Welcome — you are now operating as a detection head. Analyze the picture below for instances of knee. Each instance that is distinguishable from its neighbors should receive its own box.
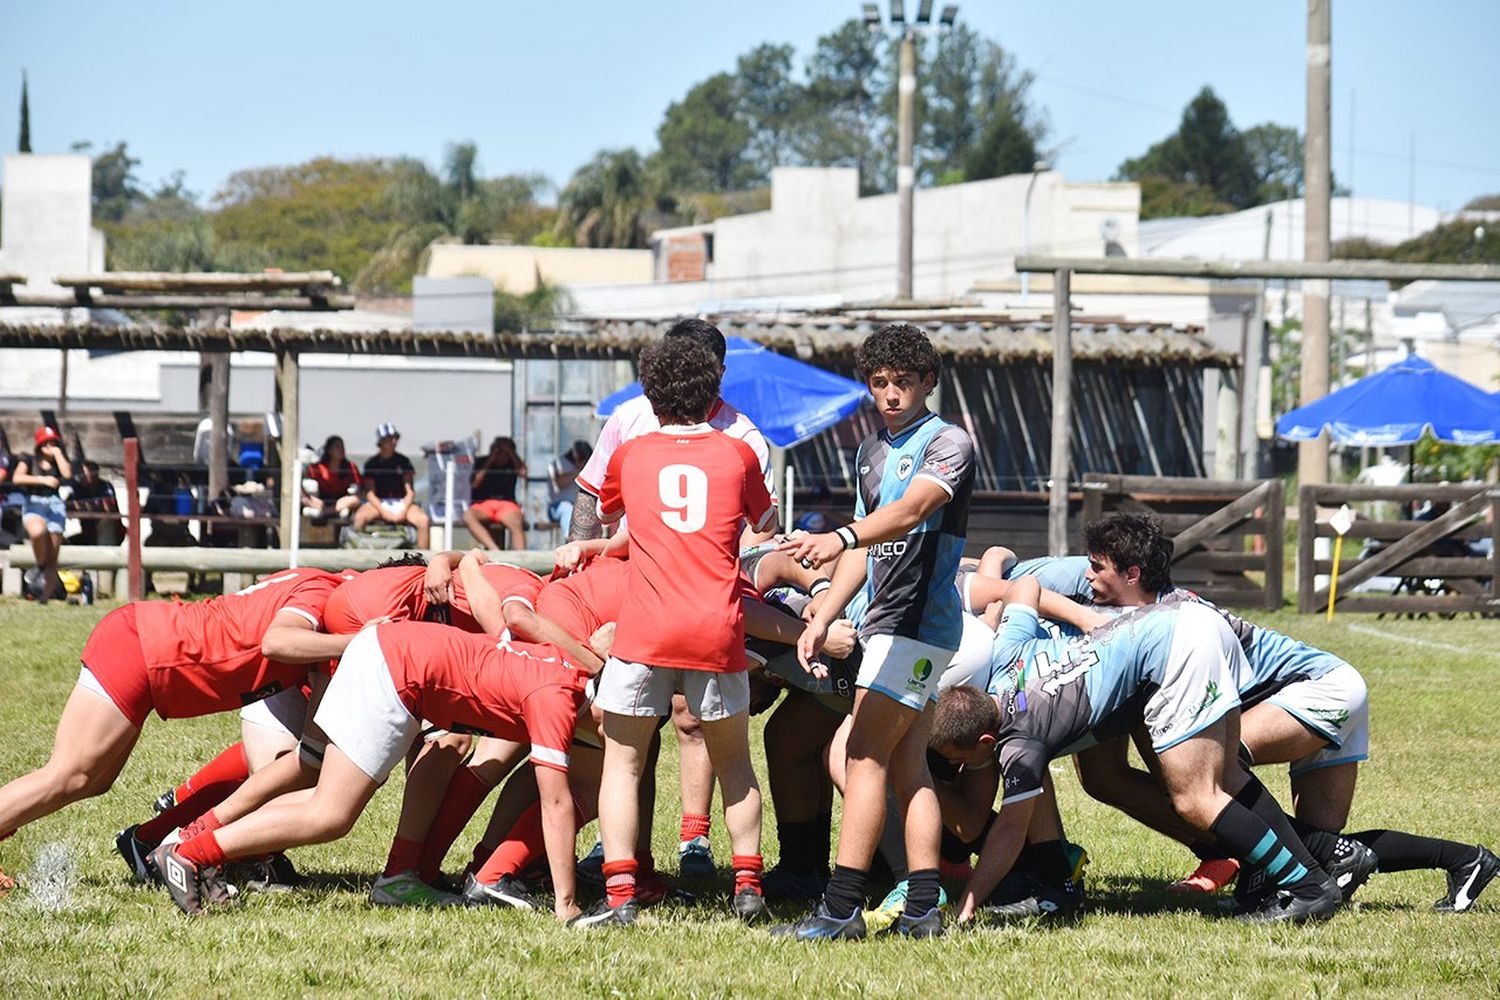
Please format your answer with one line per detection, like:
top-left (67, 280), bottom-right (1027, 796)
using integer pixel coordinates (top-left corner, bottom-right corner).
top-left (1167, 791), bottom-right (1219, 831)
top-left (45, 760), bottom-right (110, 801)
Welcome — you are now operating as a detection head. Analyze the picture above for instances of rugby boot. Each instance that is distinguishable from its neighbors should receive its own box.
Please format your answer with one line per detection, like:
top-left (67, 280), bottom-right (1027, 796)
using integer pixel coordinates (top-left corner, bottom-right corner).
top-left (1435, 845), bottom-right (1499, 913)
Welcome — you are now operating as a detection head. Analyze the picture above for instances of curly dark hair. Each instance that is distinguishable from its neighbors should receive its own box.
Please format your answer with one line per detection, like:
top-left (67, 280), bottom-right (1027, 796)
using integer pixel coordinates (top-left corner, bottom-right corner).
top-left (932, 685), bottom-right (1001, 750)
top-left (855, 323), bottom-right (942, 381)
top-left (375, 551), bottom-right (429, 571)
top-left (639, 336), bottom-right (720, 426)
top-left (664, 317), bottom-right (727, 364)
top-left (1083, 512), bottom-right (1173, 593)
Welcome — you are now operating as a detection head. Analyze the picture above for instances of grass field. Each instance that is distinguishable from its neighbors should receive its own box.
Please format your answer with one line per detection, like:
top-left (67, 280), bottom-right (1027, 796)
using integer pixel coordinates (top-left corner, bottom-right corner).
top-left (1, 600), bottom-right (1498, 997)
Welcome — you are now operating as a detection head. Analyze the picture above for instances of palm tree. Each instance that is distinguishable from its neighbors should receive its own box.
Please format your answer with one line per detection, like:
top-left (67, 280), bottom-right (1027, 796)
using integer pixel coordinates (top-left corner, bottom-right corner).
top-left (553, 148), bottom-right (664, 249)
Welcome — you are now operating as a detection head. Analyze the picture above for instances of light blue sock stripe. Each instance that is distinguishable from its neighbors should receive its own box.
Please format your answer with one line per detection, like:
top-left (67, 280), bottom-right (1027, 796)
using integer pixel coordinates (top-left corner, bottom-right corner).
top-left (1265, 847), bottom-right (1294, 877)
top-left (1277, 863), bottom-right (1309, 886)
top-left (1246, 829), bottom-right (1278, 865)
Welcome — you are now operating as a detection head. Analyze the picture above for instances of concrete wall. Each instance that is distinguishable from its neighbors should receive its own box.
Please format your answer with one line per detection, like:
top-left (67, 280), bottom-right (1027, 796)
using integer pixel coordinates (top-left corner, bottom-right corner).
top-left (0, 154), bottom-right (102, 293)
top-left (425, 244), bottom-right (653, 294)
top-left (573, 167), bottom-right (1139, 318)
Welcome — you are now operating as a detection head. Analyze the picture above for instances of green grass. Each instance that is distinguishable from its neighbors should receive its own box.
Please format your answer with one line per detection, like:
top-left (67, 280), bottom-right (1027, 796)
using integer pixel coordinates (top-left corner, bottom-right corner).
top-left (1, 601), bottom-right (1498, 997)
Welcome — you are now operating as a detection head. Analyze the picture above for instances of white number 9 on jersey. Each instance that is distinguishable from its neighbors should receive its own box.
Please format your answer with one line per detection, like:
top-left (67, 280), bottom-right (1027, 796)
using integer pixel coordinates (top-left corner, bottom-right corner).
top-left (658, 464), bottom-right (709, 533)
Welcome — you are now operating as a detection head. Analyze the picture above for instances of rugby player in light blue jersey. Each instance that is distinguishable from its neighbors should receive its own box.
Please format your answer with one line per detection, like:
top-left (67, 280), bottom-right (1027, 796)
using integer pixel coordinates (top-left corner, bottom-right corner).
top-left (775, 324), bottom-right (975, 941)
top-left (934, 576), bottom-right (1346, 925)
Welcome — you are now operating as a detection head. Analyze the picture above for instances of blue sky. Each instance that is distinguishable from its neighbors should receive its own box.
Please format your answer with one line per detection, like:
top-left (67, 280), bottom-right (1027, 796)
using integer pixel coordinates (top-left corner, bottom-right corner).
top-left (4, 1), bottom-right (1498, 215)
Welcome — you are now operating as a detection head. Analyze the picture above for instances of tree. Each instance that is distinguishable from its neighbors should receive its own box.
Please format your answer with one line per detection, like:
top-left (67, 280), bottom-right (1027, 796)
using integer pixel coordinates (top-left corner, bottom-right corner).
top-left (1464, 193), bottom-right (1500, 211)
top-left (735, 43), bottom-right (804, 181)
top-left (924, 24), bottom-right (1045, 184)
top-left (796, 19), bottom-right (890, 193)
top-left (18, 71), bottom-right (30, 153)
top-left (71, 140), bottom-right (144, 223)
top-left (1242, 123), bottom-right (1304, 203)
top-left (1116, 87), bottom-right (1258, 218)
top-left (652, 73), bottom-right (754, 192)
top-left (554, 148), bottom-right (663, 249)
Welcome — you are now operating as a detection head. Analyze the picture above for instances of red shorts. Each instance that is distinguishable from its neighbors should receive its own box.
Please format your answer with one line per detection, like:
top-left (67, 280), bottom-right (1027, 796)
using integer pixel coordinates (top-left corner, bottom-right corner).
top-left (79, 604), bottom-right (154, 728)
top-left (470, 499), bottom-right (521, 522)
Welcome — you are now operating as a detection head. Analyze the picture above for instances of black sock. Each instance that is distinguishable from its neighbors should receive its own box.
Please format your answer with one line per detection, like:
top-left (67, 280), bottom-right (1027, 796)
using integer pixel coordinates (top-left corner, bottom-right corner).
top-left (940, 827), bottom-right (970, 865)
top-left (814, 812), bottom-right (833, 873)
top-left (1349, 830), bottom-right (1479, 874)
top-left (1287, 818), bottom-right (1345, 869)
top-left (1210, 777), bottom-right (1323, 892)
top-left (904, 868), bottom-right (941, 916)
top-left (777, 820), bottom-right (821, 874)
top-left (1191, 842), bottom-right (1230, 862)
top-left (823, 864), bottom-right (867, 919)
top-left (1030, 840), bottom-right (1073, 886)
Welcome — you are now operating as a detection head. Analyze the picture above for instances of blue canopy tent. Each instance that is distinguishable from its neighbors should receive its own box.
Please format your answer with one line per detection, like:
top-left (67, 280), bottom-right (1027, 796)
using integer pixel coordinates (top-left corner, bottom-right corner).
top-left (1276, 355), bottom-right (1500, 446)
top-left (596, 336), bottom-right (868, 448)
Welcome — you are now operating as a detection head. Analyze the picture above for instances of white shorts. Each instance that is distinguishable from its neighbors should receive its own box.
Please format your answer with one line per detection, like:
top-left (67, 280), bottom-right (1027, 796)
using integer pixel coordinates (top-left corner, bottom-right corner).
top-left (857, 634), bottom-right (956, 711)
top-left (594, 658), bottom-right (749, 721)
top-left (240, 685), bottom-right (309, 738)
top-left (939, 616), bottom-right (999, 692)
top-left (313, 628), bottom-right (420, 783)
top-left (1147, 602), bottom-right (1244, 752)
top-left (77, 666), bottom-right (112, 703)
top-left (1266, 661), bottom-right (1370, 777)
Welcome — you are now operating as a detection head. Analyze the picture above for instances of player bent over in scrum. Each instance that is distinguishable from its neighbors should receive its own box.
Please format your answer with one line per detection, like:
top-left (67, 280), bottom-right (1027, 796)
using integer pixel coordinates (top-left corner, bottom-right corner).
top-left (933, 577), bottom-right (1345, 924)
top-left (155, 622), bottom-right (591, 920)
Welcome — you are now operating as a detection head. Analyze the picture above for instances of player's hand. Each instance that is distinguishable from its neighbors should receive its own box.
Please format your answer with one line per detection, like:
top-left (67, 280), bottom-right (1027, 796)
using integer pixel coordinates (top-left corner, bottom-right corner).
top-left (797, 619), bottom-right (828, 677)
top-left (553, 541), bottom-right (592, 574)
top-left (803, 590), bottom-right (826, 622)
top-left (424, 557), bottom-right (455, 605)
top-left (824, 619), bottom-right (857, 660)
top-left (956, 895), bottom-right (978, 924)
top-left (588, 621), bottom-right (615, 660)
top-left (777, 530), bottom-right (846, 571)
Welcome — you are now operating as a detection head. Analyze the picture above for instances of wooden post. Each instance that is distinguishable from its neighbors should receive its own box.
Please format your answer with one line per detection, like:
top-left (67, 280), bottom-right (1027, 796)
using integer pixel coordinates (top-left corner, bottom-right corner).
top-left (276, 349), bottom-right (300, 546)
top-left (1264, 479), bottom-right (1285, 610)
top-left (124, 437), bottom-right (143, 601)
top-left (1297, 483), bottom-right (1318, 613)
top-left (1048, 267), bottom-right (1073, 556)
top-left (207, 351), bottom-right (230, 502)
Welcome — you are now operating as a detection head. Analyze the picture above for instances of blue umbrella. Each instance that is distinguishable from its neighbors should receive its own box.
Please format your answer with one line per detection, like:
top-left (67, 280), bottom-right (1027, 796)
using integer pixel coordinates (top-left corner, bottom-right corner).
top-left (596, 336), bottom-right (868, 447)
top-left (1276, 354), bottom-right (1500, 446)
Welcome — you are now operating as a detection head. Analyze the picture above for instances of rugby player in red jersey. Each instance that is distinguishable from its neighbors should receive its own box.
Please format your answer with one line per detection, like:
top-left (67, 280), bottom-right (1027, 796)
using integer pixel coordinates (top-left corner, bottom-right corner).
top-left (570, 335), bottom-right (776, 929)
top-left (0, 568), bottom-right (349, 893)
top-left (155, 622), bottom-right (592, 921)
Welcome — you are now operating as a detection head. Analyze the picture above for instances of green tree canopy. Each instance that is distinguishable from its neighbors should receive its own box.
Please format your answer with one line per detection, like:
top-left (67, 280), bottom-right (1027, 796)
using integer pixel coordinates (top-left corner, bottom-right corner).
top-left (1115, 87), bottom-right (1259, 218)
top-left (554, 148), bottom-right (665, 249)
top-left (652, 73), bottom-right (754, 193)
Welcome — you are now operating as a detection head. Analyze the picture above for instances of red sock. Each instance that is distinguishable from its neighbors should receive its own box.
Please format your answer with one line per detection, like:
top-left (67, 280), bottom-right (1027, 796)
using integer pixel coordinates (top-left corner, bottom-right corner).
top-left (680, 813), bottom-right (711, 842)
top-left (178, 830), bottom-right (228, 869)
top-left (475, 800), bottom-right (587, 883)
top-left (417, 767), bottom-right (494, 883)
top-left (137, 782), bottom-right (239, 845)
top-left (383, 837), bottom-right (423, 878)
top-left (603, 858), bottom-right (638, 908)
top-left (178, 809), bottom-right (224, 843)
top-left (732, 853), bottom-right (764, 895)
top-left (175, 742), bottom-right (250, 801)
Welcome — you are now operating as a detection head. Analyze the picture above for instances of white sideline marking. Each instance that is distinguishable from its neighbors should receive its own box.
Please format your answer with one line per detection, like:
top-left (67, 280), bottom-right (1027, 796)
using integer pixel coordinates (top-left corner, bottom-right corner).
top-left (1347, 622), bottom-right (1500, 659)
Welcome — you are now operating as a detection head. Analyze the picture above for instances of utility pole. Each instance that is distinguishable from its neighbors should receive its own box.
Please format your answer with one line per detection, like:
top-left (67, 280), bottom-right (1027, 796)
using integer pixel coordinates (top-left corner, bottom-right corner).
top-left (1299, 0), bottom-right (1332, 487)
top-left (896, 30), bottom-right (917, 301)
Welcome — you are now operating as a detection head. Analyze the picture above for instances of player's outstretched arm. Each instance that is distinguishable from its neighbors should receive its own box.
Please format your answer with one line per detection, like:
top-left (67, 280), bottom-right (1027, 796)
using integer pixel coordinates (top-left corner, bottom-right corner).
top-left (457, 550), bottom-right (508, 636)
top-left (534, 765), bottom-right (580, 921)
top-left (777, 478), bottom-right (950, 571)
top-left (959, 794), bottom-right (1035, 923)
top-left (1041, 588), bottom-right (1109, 632)
top-left (261, 611), bottom-right (358, 663)
top-left (505, 604), bottom-right (605, 675)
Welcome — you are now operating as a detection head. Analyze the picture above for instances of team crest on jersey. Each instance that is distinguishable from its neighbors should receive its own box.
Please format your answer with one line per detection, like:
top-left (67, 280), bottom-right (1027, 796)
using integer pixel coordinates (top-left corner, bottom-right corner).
top-left (859, 465), bottom-right (871, 475)
top-left (896, 455), bottom-right (915, 479)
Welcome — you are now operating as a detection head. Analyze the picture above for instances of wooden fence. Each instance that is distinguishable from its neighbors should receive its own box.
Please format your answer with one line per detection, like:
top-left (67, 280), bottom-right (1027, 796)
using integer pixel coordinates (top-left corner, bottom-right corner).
top-left (1297, 483), bottom-right (1500, 615)
top-left (1083, 474), bottom-right (1285, 610)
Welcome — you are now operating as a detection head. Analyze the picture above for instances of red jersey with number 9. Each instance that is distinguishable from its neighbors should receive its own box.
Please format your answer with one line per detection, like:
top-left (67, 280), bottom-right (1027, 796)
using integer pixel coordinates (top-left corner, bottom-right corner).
top-left (597, 425), bottom-right (776, 671)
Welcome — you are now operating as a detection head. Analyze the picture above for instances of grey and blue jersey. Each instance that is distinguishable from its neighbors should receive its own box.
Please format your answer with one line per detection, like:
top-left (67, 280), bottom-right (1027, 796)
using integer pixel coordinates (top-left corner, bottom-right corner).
top-left (1006, 556), bottom-right (1093, 604)
top-left (1156, 591), bottom-right (1346, 707)
top-left (985, 602), bottom-right (1186, 802)
top-left (854, 412), bottom-right (974, 650)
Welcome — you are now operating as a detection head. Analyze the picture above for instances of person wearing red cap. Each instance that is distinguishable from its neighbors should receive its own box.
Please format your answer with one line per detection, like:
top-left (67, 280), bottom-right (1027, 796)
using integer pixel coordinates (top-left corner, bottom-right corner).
top-left (11, 425), bottom-right (72, 603)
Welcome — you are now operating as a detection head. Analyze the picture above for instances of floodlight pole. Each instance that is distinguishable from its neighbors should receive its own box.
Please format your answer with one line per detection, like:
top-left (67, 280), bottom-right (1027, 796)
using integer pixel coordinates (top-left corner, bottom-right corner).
top-left (1299, 0), bottom-right (1333, 486)
top-left (896, 29), bottom-right (917, 301)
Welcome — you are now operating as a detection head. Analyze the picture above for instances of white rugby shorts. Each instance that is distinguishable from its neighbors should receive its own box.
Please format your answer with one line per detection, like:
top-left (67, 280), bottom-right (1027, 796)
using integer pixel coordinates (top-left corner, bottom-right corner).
top-left (313, 628), bottom-right (420, 783)
top-left (1267, 661), bottom-right (1371, 776)
top-left (1147, 602), bottom-right (1244, 752)
top-left (858, 634), bottom-right (955, 711)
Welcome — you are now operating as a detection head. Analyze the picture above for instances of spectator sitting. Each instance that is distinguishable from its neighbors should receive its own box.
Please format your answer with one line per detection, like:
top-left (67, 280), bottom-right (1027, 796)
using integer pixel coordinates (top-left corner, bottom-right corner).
top-left (353, 423), bottom-right (429, 548)
top-left (464, 435), bottom-right (527, 551)
top-left (303, 435), bottom-right (361, 520)
top-left (68, 460), bottom-right (121, 545)
top-left (546, 439), bottom-right (592, 537)
top-left (12, 425), bottom-right (72, 603)
top-left (0, 428), bottom-right (17, 545)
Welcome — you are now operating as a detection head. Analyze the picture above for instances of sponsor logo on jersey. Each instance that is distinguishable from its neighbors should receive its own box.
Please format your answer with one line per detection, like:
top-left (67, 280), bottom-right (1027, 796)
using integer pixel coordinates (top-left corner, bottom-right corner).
top-left (905, 657), bottom-right (934, 694)
top-left (868, 539), bottom-right (909, 559)
top-left (1307, 706), bottom-right (1351, 728)
top-left (1187, 680), bottom-right (1222, 723)
top-left (240, 681), bottom-right (286, 706)
top-left (896, 455), bottom-right (915, 479)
